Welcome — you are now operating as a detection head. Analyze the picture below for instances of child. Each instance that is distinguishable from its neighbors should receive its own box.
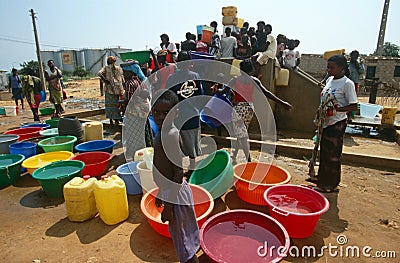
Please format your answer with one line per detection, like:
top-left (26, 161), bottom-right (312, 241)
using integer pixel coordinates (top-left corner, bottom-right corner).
top-left (282, 39), bottom-right (300, 70)
top-left (151, 89), bottom-right (199, 263)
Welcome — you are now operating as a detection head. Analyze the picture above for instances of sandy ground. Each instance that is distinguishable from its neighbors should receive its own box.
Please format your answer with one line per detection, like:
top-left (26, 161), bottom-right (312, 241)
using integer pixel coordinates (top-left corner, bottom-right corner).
top-left (0, 79), bottom-right (399, 263)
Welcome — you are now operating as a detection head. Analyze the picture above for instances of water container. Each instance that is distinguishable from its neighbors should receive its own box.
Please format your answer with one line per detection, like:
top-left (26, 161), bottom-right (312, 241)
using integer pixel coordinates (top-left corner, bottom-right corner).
top-left (201, 26), bottom-right (214, 44)
top-left (323, 49), bottom-right (345, 60)
top-left (136, 161), bottom-right (157, 194)
top-left (134, 147), bottom-right (154, 162)
top-left (222, 6), bottom-right (237, 16)
top-left (94, 175), bottom-right (129, 225)
top-left (222, 16), bottom-right (238, 26)
top-left (381, 107), bottom-right (397, 124)
top-left (82, 121), bottom-right (104, 142)
top-left (58, 116), bottom-right (84, 144)
top-left (237, 18), bottom-right (244, 28)
top-left (196, 25), bottom-right (205, 36)
top-left (4, 106), bottom-right (17, 116)
top-left (63, 176), bottom-right (97, 222)
top-left (276, 68), bottom-right (290, 86)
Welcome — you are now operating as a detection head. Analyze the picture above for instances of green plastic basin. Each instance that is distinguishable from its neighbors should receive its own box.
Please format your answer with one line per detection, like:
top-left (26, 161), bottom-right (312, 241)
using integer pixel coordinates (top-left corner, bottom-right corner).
top-left (119, 50), bottom-right (151, 64)
top-left (188, 150), bottom-right (234, 199)
top-left (38, 136), bottom-right (77, 153)
top-left (32, 160), bottom-right (85, 198)
top-left (45, 118), bottom-right (59, 128)
top-left (0, 154), bottom-right (25, 188)
top-left (39, 108), bottom-right (55, 115)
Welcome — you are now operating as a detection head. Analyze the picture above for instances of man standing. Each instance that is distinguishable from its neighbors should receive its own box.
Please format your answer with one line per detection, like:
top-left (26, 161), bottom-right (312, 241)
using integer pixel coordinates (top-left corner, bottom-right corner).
top-left (8, 68), bottom-right (24, 109)
top-left (220, 27), bottom-right (237, 58)
top-left (348, 50), bottom-right (364, 94)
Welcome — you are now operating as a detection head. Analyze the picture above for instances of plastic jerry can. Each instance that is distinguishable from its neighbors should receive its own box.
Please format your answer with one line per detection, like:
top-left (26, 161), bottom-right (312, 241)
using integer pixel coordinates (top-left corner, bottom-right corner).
top-left (82, 121), bottom-right (104, 142)
top-left (134, 147), bottom-right (154, 162)
top-left (94, 175), bottom-right (129, 225)
top-left (63, 176), bottom-right (97, 222)
top-left (276, 68), bottom-right (290, 86)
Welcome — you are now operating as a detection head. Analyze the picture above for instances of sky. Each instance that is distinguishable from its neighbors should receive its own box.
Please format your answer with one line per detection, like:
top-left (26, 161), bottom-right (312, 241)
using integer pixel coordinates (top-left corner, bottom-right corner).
top-left (0, 0), bottom-right (399, 72)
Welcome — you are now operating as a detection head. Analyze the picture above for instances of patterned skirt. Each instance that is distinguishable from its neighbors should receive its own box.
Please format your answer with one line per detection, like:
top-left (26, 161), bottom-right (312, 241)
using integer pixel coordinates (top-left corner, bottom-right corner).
top-left (231, 102), bottom-right (254, 138)
top-left (105, 92), bottom-right (121, 120)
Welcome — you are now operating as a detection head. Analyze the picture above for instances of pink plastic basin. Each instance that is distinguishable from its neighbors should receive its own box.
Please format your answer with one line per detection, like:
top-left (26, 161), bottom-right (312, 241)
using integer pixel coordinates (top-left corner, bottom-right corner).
top-left (200, 209), bottom-right (290, 263)
top-left (264, 184), bottom-right (330, 238)
top-left (140, 184), bottom-right (214, 238)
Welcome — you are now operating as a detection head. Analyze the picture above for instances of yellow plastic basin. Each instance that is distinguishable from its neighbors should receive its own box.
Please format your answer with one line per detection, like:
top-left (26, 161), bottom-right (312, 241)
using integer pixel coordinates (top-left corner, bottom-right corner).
top-left (22, 151), bottom-right (75, 175)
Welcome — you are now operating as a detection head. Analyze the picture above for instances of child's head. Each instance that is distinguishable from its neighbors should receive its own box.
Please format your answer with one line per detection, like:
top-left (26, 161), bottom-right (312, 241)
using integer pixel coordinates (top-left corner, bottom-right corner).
top-left (265, 24), bottom-right (272, 34)
top-left (327, 55), bottom-right (348, 78)
top-left (151, 89), bottom-right (179, 129)
top-left (287, 39), bottom-right (296, 50)
top-left (276, 34), bottom-right (287, 45)
top-left (350, 50), bottom-right (359, 61)
top-left (185, 32), bottom-right (192, 40)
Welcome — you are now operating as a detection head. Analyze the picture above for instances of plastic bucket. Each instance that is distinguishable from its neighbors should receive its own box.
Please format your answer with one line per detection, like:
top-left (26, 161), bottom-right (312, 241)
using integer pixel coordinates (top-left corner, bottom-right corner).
top-left (58, 116), bottom-right (84, 143)
top-left (0, 154), bottom-right (25, 187)
top-left (9, 142), bottom-right (37, 159)
top-left (188, 150), bottom-right (234, 199)
top-left (200, 209), bottom-right (290, 263)
top-left (4, 106), bottom-right (17, 116)
top-left (359, 102), bottom-right (382, 118)
top-left (0, 107), bottom-right (6, 115)
top-left (32, 160), bottom-right (85, 198)
top-left (203, 94), bottom-right (232, 126)
top-left (234, 162), bottom-right (291, 205)
top-left (136, 161), bottom-right (157, 194)
top-left (38, 136), bottom-right (77, 153)
top-left (141, 184), bottom-right (214, 238)
top-left (4, 127), bottom-right (43, 141)
top-left (201, 26), bottom-right (214, 44)
top-left (0, 135), bottom-right (19, 154)
top-left (381, 107), bottom-right (397, 124)
top-left (196, 25), bottom-right (204, 35)
top-left (264, 184), bottom-right (330, 238)
top-left (45, 118), bottom-right (59, 129)
top-left (70, 151), bottom-right (112, 178)
top-left (116, 161), bottom-right (142, 195)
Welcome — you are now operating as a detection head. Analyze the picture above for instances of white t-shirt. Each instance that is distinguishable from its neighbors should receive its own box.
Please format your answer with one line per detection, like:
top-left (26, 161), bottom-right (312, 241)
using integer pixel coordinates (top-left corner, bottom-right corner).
top-left (161, 42), bottom-right (177, 60)
top-left (283, 49), bottom-right (300, 68)
top-left (220, 36), bottom-right (237, 58)
top-left (321, 76), bottom-right (358, 127)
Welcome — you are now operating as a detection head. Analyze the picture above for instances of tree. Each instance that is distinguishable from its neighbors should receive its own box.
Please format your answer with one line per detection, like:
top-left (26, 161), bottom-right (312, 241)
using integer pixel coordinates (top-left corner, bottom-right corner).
top-left (382, 42), bottom-right (400, 57)
top-left (73, 66), bottom-right (89, 77)
top-left (19, 60), bottom-right (41, 77)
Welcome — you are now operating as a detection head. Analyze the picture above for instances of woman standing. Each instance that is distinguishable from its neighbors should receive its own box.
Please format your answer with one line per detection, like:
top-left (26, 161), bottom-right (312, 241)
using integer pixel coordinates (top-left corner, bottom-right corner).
top-left (311, 55), bottom-right (358, 193)
top-left (98, 56), bottom-right (125, 125)
top-left (219, 59), bottom-right (293, 164)
top-left (44, 60), bottom-right (63, 117)
top-left (21, 75), bottom-right (43, 121)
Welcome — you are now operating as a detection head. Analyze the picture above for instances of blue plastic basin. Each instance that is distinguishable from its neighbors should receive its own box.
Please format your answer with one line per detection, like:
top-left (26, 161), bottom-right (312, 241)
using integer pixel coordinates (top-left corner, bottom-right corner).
top-left (116, 161), bottom-right (142, 195)
top-left (21, 123), bottom-right (51, 129)
top-left (75, 140), bottom-right (116, 154)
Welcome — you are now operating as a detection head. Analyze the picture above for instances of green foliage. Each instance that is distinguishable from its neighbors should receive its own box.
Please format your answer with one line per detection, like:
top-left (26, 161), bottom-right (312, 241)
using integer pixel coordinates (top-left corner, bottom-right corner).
top-left (73, 66), bottom-right (89, 77)
top-left (19, 60), bottom-right (41, 77)
top-left (382, 42), bottom-right (400, 57)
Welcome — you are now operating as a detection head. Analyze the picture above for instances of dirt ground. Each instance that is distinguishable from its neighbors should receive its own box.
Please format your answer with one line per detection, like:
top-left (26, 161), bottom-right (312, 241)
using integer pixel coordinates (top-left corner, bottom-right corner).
top-left (0, 79), bottom-right (399, 263)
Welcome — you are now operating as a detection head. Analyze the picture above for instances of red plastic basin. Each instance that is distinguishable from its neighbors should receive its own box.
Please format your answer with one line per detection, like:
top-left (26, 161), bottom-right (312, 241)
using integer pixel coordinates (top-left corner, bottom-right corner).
top-left (140, 184), bottom-right (214, 238)
top-left (264, 184), bottom-right (330, 238)
top-left (200, 209), bottom-right (290, 263)
top-left (234, 162), bottom-right (291, 205)
top-left (70, 151), bottom-right (112, 178)
top-left (4, 127), bottom-right (43, 141)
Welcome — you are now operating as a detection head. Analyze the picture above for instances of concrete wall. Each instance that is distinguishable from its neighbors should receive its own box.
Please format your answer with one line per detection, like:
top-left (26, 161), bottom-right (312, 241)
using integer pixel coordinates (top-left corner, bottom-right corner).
top-left (301, 54), bottom-right (400, 84)
top-left (275, 69), bottom-right (321, 133)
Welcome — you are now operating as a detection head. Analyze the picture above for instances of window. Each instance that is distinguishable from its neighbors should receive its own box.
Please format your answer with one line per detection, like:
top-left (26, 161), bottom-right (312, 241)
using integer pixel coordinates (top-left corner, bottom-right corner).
top-left (366, 66), bottom-right (376, 79)
top-left (394, 66), bottom-right (400, 77)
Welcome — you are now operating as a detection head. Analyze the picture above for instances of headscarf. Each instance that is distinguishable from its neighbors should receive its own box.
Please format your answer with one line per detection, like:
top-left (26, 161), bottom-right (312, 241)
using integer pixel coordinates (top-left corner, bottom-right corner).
top-left (121, 60), bottom-right (146, 81)
top-left (107, 56), bottom-right (117, 65)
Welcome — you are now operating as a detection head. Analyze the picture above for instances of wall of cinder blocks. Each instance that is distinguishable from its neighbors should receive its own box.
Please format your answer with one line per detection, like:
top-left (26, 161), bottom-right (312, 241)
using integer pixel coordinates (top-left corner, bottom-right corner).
top-left (300, 54), bottom-right (400, 84)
